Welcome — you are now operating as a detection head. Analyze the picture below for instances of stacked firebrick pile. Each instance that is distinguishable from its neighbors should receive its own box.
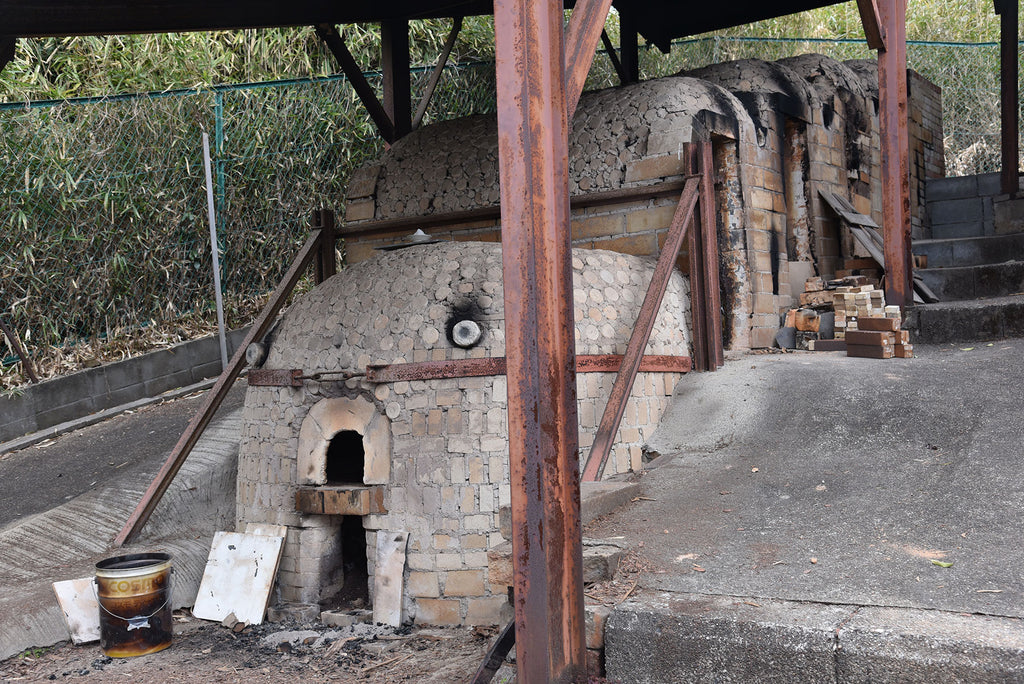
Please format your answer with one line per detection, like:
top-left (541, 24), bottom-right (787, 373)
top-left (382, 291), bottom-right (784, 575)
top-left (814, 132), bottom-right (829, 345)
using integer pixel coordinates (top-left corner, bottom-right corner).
top-left (782, 275), bottom-right (913, 359)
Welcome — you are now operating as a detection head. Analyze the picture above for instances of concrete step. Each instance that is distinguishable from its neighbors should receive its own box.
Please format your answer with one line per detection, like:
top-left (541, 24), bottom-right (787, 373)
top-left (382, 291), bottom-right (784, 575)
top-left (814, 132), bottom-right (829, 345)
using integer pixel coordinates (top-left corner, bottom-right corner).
top-left (930, 220), bottom-right (989, 240)
top-left (925, 172), bottom-right (1003, 203)
top-left (904, 293), bottom-right (1024, 344)
top-left (604, 591), bottom-right (1024, 683)
top-left (913, 232), bottom-right (1024, 268)
top-left (915, 260), bottom-right (1024, 300)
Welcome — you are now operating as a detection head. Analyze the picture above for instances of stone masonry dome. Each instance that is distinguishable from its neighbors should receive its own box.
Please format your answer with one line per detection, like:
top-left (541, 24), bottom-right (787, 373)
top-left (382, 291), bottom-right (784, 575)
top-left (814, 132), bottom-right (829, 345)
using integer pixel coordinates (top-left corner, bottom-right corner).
top-left (372, 77), bottom-right (756, 218)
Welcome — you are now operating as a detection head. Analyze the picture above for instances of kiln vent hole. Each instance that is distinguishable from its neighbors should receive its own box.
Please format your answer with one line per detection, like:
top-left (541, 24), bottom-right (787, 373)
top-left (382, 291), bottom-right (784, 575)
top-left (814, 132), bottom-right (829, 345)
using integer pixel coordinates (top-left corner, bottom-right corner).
top-left (325, 430), bottom-right (364, 484)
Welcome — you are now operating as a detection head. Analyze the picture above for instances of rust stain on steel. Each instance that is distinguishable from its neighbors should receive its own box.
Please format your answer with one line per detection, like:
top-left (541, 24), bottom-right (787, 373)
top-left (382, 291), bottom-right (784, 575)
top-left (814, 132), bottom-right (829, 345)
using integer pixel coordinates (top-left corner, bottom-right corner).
top-left (697, 142), bottom-right (724, 368)
top-left (856, 0), bottom-right (887, 50)
top-left (564, 0), bottom-right (614, 118)
top-left (367, 357), bottom-right (507, 383)
top-left (364, 355), bottom-right (690, 383)
top-left (247, 368), bottom-right (303, 387)
top-left (115, 230), bottom-right (324, 546)
top-left (877, 0), bottom-right (912, 308)
top-left (494, 0), bottom-right (585, 680)
top-left (582, 176), bottom-right (701, 483)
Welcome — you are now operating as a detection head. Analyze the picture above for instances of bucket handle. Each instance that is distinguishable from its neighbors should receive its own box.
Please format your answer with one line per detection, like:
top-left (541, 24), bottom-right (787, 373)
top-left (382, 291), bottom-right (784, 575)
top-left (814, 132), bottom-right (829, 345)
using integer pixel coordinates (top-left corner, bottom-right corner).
top-left (93, 570), bottom-right (173, 631)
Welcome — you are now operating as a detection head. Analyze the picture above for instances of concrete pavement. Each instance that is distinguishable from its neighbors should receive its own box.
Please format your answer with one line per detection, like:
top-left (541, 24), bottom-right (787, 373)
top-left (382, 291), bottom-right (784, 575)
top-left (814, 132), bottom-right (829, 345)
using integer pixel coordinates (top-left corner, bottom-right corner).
top-left (597, 339), bottom-right (1024, 682)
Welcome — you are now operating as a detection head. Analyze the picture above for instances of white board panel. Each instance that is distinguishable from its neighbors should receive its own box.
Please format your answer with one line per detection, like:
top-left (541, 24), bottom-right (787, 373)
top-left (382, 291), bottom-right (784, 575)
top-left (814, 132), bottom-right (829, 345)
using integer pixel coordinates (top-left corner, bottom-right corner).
top-left (52, 577), bottom-right (100, 644)
top-left (192, 531), bottom-right (284, 625)
top-left (373, 530), bottom-right (408, 627)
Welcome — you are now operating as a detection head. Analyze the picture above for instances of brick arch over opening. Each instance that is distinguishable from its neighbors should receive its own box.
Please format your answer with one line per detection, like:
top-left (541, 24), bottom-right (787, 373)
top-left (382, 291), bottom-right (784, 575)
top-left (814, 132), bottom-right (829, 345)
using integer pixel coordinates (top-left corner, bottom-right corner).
top-left (296, 396), bottom-right (391, 486)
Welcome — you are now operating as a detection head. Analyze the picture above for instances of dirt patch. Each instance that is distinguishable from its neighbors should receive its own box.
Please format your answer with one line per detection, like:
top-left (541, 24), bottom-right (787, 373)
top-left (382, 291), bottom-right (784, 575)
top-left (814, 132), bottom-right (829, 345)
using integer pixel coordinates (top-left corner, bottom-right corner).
top-left (0, 612), bottom-right (511, 683)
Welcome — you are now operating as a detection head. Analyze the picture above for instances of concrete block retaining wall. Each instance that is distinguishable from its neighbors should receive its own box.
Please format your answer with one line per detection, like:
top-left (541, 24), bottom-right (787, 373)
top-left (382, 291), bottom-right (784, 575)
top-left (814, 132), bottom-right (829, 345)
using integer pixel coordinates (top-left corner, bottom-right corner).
top-left (0, 328), bottom-right (248, 445)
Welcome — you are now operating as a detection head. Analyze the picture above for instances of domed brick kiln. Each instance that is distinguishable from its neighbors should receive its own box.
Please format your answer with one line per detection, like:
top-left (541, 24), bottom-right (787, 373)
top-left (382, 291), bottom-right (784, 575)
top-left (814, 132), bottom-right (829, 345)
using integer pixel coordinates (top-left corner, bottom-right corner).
top-left (236, 240), bottom-right (690, 625)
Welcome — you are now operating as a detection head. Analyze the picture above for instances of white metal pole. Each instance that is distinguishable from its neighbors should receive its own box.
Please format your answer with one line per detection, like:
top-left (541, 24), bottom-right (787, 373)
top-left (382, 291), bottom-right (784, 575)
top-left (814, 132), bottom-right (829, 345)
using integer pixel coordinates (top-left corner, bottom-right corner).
top-left (202, 131), bottom-right (229, 370)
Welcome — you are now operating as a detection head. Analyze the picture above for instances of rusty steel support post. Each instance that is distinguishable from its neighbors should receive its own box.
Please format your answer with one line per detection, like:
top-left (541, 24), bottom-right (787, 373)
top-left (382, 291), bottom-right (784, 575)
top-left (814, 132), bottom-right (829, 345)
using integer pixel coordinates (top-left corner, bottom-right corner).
top-left (582, 177), bottom-right (700, 482)
top-left (878, 0), bottom-right (912, 309)
top-left (382, 19), bottom-right (412, 140)
top-left (998, 0), bottom-right (1020, 196)
top-left (619, 14), bottom-right (639, 85)
top-left (696, 142), bottom-right (724, 368)
top-left (314, 209), bottom-right (337, 284)
top-left (564, 0), bottom-right (613, 117)
top-left (494, 0), bottom-right (586, 680)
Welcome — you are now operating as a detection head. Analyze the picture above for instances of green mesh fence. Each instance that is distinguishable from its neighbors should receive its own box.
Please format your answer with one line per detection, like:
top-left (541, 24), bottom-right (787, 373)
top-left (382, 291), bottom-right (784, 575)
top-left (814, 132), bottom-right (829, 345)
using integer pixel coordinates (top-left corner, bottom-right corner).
top-left (0, 38), bottom-right (1016, 367)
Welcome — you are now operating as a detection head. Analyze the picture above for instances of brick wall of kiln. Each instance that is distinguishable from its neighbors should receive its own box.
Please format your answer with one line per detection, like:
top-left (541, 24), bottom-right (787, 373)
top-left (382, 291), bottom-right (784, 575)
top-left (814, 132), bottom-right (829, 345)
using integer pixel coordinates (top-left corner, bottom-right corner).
top-left (341, 55), bottom-right (943, 349)
top-left (235, 242), bottom-right (689, 625)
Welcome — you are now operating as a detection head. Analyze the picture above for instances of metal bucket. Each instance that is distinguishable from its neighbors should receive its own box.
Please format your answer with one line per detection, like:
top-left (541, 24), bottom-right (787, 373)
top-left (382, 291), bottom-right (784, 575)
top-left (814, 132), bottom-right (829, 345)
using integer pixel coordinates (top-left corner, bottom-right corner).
top-left (94, 552), bottom-right (173, 657)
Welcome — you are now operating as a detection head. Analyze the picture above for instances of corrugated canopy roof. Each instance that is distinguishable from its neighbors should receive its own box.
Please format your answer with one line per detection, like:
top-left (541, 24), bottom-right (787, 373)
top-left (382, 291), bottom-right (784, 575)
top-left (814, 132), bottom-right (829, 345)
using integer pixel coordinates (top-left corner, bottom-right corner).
top-left (3, 0), bottom-right (848, 46)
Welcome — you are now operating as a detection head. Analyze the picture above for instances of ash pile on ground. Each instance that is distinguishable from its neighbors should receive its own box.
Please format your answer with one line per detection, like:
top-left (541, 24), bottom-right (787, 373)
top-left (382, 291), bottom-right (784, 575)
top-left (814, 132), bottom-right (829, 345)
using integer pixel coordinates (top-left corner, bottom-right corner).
top-left (0, 611), bottom-right (507, 683)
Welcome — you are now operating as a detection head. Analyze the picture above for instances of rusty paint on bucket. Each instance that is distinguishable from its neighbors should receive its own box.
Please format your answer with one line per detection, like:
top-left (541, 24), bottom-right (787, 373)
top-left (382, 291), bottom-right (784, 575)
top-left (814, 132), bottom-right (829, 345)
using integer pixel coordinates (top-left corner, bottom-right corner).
top-left (94, 553), bottom-right (173, 658)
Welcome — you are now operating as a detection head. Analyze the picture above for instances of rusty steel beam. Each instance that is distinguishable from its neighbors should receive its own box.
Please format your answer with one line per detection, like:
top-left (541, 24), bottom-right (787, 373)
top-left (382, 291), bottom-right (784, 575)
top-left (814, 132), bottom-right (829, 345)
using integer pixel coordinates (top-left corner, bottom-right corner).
top-left (0, 315), bottom-right (39, 384)
top-left (599, 30), bottom-right (627, 85)
top-left (314, 209), bottom-right (337, 284)
top-left (696, 142), bottom-right (724, 368)
top-left (998, 0), bottom-right (1019, 195)
top-left (115, 230), bottom-right (324, 546)
top-left (382, 19), bottom-right (412, 140)
top-left (582, 176), bottom-right (701, 482)
top-left (877, 0), bottom-right (912, 308)
top-left (619, 13), bottom-right (640, 85)
top-left (413, 16), bottom-right (463, 130)
top-left (494, 0), bottom-right (586, 679)
top-left (367, 357), bottom-right (506, 383)
top-left (362, 354), bottom-right (691, 383)
top-left (577, 354), bottom-right (691, 374)
top-left (247, 368), bottom-right (304, 387)
top-left (471, 619), bottom-right (517, 684)
top-left (856, 0), bottom-right (887, 50)
top-left (687, 161), bottom-right (709, 372)
top-left (564, 0), bottom-right (614, 118)
top-left (339, 178), bottom-right (689, 240)
top-left (315, 24), bottom-right (396, 144)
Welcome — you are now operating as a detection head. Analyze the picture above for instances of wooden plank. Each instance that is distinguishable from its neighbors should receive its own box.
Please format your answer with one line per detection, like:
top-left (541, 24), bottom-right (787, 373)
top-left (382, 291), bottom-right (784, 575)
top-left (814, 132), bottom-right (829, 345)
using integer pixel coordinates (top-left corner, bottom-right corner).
top-left (192, 531), bottom-right (284, 626)
top-left (818, 189), bottom-right (881, 229)
top-left (115, 230), bottom-right (323, 546)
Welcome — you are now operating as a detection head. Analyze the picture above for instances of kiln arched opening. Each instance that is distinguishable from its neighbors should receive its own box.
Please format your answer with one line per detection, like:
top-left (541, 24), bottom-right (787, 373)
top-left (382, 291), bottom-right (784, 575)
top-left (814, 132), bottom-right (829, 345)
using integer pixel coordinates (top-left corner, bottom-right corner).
top-left (325, 429), bottom-right (365, 484)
